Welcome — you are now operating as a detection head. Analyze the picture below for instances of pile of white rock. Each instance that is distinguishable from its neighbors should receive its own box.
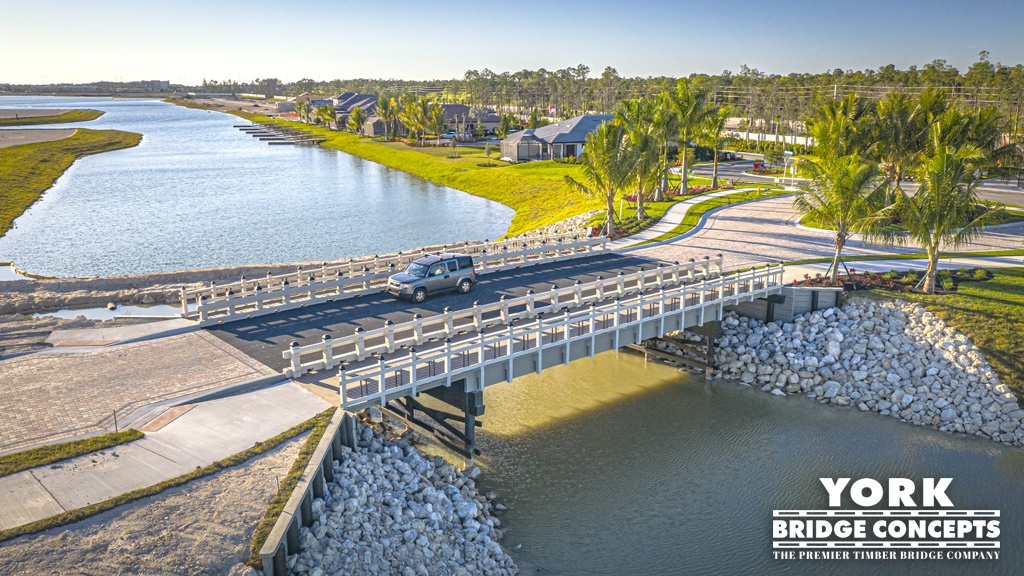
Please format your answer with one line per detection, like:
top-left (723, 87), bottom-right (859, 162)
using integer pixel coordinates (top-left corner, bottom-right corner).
top-left (516, 210), bottom-right (601, 238)
top-left (713, 299), bottom-right (1024, 447)
top-left (288, 425), bottom-right (516, 576)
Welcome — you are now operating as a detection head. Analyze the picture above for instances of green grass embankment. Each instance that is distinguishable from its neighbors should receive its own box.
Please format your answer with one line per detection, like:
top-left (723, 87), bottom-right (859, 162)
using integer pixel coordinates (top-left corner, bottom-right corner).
top-left (860, 267), bottom-right (1024, 396)
top-left (0, 128), bottom-right (142, 237)
top-left (0, 109), bottom-right (103, 126)
top-left (0, 430), bottom-right (143, 478)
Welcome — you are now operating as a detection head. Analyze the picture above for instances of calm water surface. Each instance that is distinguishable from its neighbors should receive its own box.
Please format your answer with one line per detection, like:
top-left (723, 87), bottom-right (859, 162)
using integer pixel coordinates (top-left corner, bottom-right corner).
top-left (445, 354), bottom-right (1024, 576)
top-left (0, 96), bottom-right (512, 277)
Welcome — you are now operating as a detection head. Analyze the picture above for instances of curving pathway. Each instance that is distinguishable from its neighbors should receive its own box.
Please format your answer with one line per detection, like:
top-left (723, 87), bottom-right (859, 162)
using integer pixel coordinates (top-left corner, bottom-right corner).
top-left (628, 195), bottom-right (1024, 269)
top-left (608, 188), bottom-right (760, 249)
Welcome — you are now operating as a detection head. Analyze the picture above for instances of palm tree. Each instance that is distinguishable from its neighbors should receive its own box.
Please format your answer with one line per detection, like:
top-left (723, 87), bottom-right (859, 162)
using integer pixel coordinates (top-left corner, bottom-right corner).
top-left (614, 98), bottom-right (661, 220)
top-left (794, 155), bottom-right (887, 283)
top-left (698, 107), bottom-right (730, 189)
top-left (348, 106), bottom-right (369, 136)
top-left (869, 92), bottom-right (925, 204)
top-left (314, 105), bottom-right (336, 129)
top-left (429, 103), bottom-right (447, 145)
top-left (564, 122), bottom-right (636, 236)
top-left (868, 144), bottom-right (1006, 294)
top-left (375, 97), bottom-right (398, 141)
top-left (661, 79), bottom-right (711, 195)
top-left (806, 93), bottom-right (869, 161)
top-left (295, 100), bottom-right (312, 123)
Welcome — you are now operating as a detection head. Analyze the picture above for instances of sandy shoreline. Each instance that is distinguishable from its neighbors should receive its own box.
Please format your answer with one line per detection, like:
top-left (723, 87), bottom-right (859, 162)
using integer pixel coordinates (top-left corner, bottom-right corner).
top-left (0, 109), bottom-right (72, 119)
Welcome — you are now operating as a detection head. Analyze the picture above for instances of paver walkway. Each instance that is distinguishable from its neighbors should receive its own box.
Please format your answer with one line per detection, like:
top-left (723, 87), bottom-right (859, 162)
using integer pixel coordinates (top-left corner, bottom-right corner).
top-left (628, 196), bottom-right (1024, 269)
top-left (0, 382), bottom-right (330, 531)
top-left (608, 188), bottom-right (755, 249)
top-left (0, 331), bottom-right (277, 453)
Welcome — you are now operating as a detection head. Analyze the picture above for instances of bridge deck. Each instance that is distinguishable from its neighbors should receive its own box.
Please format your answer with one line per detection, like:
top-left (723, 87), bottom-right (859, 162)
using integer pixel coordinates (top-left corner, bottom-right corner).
top-left (207, 253), bottom-right (665, 371)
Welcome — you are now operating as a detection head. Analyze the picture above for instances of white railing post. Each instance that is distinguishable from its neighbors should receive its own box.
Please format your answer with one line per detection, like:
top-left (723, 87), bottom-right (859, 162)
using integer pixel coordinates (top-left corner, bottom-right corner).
top-left (321, 334), bottom-right (333, 368)
top-left (595, 276), bottom-right (605, 302)
top-left (637, 268), bottom-right (646, 293)
top-left (563, 308), bottom-right (571, 365)
top-left (384, 320), bottom-right (395, 353)
top-left (444, 338), bottom-right (453, 387)
top-left (179, 287), bottom-right (188, 317)
top-left (574, 280), bottom-right (583, 306)
top-left (339, 363), bottom-right (348, 407)
top-left (409, 348), bottom-right (419, 396)
top-left (254, 284), bottom-right (263, 309)
top-left (362, 267), bottom-right (371, 291)
top-left (225, 290), bottom-right (236, 316)
top-left (549, 284), bottom-right (560, 312)
top-left (617, 272), bottom-right (626, 296)
top-left (282, 280), bottom-right (291, 305)
top-left (672, 262), bottom-right (681, 285)
top-left (443, 307), bottom-right (454, 337)
top-left (587, 302), bottom-right (596, 358)
top-left (703, 256), bottom-right (711, 278)
top-left (412, 313), bottom-right (423, 344)
top-left (715, 254), bottom-right (723, 276)
top-left (535, 314), bottom-right (544, 373)
top-left (197, 295), bottom-right (208, 322)
top-left (354, 327), bottom-right (366, 360)
top-left (377, 355), bottom-right (387, 405)
top-left (473, 302), bottom-right (482, 331)
top-left (289, 341), bottom-right (301, 377)
top-left (688, 258), bottom-right (697, 281)
top-left (656, 264), bottom-right (665, 288)
top-left (500, 296), bottom-right (509, 323)
top-left (525, 290), bottom-right (536, 318)
top-left (335, 270), bottom-right (343, 295)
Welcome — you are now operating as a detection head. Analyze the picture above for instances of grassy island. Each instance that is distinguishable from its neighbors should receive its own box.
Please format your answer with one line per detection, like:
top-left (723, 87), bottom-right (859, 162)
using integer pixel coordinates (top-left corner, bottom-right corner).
top-left (0, 109), bottom-right (104, 126)
top-left (0, 128), bottom-right (142, 237)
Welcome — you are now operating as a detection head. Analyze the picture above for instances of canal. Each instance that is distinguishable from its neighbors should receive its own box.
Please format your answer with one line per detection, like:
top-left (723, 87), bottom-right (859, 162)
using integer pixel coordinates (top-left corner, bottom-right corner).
top-left (0, 96), bottom-right (513, 277)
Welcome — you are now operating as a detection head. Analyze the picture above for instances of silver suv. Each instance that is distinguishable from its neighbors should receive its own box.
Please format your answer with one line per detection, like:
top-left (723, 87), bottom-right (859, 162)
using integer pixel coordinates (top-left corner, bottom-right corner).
top-left (387, 253), bottom-right (477, 303)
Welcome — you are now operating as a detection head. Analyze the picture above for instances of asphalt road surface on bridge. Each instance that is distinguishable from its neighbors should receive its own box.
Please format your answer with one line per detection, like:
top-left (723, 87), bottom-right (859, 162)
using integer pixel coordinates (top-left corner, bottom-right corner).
top-left (208, 252), bottom-right (683, 371)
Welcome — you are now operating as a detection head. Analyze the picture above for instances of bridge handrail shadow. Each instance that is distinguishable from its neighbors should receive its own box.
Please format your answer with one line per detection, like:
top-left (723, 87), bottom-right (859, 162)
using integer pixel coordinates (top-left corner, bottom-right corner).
top-left (283, 255), bottom-right (726, 377)
top-left (184, 233), bottom-right (608, 326)
top-left (336, 264), bottom-right (785, 410)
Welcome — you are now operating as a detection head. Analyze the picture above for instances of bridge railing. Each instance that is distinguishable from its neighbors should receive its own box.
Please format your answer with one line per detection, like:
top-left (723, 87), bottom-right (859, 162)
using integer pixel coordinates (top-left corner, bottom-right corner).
top-left (336, 264), bottom-right (784, 409)
top-left (183, 233), bottom-right (607, 326)
top-left (282, 255), bottom-right (725, 377)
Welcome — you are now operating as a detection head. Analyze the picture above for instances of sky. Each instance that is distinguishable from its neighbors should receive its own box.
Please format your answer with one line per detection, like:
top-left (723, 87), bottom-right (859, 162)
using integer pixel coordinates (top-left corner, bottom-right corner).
top-left (1, 0), bottom-right (1022, 85)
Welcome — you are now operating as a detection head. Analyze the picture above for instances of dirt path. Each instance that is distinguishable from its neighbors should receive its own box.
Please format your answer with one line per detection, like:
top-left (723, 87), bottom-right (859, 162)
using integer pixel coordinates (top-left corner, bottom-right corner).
top-left (0, 128), bottom-right (76, 148)
top-left (0, 435), bottom-right (304, 576)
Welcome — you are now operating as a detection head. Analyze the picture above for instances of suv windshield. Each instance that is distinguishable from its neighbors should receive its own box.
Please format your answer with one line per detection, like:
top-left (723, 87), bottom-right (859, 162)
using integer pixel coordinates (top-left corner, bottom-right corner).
top-left (405, 262), bottom-right (430, 277)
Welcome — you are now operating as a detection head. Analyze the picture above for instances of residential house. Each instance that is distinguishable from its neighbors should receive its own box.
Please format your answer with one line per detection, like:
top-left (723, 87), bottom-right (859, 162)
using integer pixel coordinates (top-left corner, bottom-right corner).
top-left (440, 104), bottom-right (499, 136)
top-left (499, 114), bottom-right (613, 163)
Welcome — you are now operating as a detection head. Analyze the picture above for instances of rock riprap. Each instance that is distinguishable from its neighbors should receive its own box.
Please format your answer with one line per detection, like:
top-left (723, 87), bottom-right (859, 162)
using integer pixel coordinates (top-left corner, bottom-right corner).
top-left (711, 299), bottom-right (1023, 446)
top-left (288, 425), bottom-right (516, 576)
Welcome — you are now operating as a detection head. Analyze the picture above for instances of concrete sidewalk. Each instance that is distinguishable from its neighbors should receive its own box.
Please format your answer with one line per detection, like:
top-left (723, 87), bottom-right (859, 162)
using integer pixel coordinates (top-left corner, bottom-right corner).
top-left (785, 255), bottom-right (1024, 283)
top-left (0, 382), bottom-right (330, 531)
top-left (609, 188), bottom-right (764, 249)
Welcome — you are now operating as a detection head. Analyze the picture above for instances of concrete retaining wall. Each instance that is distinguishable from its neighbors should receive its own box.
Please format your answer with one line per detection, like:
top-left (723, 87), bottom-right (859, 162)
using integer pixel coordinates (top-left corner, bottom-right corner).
top-left (258, 410), bottom-right (358, 576)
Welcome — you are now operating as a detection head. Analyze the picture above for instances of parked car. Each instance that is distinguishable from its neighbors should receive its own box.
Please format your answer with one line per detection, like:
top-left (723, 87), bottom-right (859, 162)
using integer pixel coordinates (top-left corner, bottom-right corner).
top-left (442, 131), bottom-right (457, 139)
top-left (388, 253), bottom-right (476, 303)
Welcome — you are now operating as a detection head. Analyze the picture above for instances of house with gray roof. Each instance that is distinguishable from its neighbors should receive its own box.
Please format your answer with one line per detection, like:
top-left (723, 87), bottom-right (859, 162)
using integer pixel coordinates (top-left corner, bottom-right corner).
top-left (499, 114), bottom-right (614, 163)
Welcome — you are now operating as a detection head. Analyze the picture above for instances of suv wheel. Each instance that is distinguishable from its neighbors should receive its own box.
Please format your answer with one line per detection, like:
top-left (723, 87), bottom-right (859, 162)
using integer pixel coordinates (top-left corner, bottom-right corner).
top-left (412, 288), bottom-right (427, 303)
top-left (458, 279), bottom-right (473, 294)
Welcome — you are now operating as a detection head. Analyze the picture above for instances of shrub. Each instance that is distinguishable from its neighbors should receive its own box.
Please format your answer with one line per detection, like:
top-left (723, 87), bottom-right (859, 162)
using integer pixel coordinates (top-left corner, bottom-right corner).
top-left (973, 268), bottom-right (990, 281)
top-left (901, 272), bottom-right (919, 285)
top-left (881, 270), bottom-right (900, 280)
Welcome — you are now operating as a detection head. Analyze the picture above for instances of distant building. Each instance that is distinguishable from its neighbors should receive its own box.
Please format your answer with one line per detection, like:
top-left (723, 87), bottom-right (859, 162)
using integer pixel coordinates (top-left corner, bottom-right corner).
top-left (499, 114), bottom-right (613, 163)
top-left (440, 104), bottom-right (499, 135)
top-left (147, 80), bottom-right (169, 91)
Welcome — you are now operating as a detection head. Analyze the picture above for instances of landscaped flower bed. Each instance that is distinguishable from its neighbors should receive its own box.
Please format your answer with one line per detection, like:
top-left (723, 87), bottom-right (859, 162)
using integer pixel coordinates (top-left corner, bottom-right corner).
top-left (793, 267), bottom-right (993, 294)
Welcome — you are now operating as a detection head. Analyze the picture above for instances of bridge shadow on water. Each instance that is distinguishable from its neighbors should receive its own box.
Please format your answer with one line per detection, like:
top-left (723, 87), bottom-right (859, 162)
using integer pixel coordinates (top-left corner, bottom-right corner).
top-left (206, 252), bottom-right (662, 371)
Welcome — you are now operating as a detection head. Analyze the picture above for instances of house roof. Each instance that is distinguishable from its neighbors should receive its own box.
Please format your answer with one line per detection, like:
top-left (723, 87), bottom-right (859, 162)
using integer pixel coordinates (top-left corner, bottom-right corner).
top-left (529, 114), bottom-right (614, 144)
top-left (441, 104), bottom-right (498, 123)
top-left (501, 130), bottom-right (545, 145)
top-left (334, 94), bottom-right (377, 115)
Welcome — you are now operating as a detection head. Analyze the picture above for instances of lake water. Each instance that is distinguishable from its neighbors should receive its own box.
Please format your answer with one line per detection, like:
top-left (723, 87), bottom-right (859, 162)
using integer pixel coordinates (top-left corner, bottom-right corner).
top-left (0, 96), bottom-right (513, 277)
top-left (453, 353), bottom-right (1024, 576)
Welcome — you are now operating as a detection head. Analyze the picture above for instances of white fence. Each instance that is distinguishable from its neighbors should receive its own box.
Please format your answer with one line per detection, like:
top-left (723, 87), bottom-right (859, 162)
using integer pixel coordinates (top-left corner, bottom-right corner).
top-left (181, 234), bottom-right (607, 326)
top-left (283, 256), bottom-right (725, 377)
top-left (336, 264), bottom-right (784, 410)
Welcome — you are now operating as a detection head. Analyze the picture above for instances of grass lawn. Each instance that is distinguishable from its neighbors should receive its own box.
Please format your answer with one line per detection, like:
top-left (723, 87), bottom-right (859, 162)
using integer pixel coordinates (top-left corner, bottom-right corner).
top-left (0, 430), bottom-right (143, 478)
top-left (858, 267), bottom-right (1024, 396)
top-left (0, 128), bottom-right (142, 237)
top-left (634, 189), bottom-right (793, 246)
top-left (0, 109), bottom-right (103, 126)
top-left (237, 114), bottom-right (601, 237)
